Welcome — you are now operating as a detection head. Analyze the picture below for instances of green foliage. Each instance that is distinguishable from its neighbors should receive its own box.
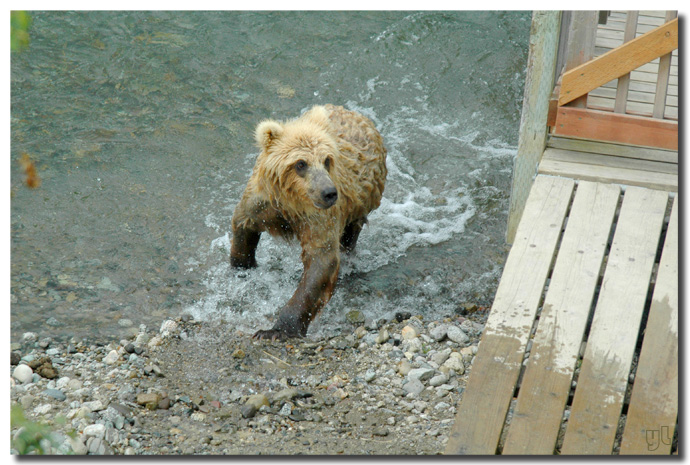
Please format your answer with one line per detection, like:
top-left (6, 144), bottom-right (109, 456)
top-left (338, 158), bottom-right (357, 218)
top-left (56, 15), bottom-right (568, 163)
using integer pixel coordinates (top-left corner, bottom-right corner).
top-left (10, 404), bottom-right (67, 455)
top-left (11, 11), bottom-right (32, 52)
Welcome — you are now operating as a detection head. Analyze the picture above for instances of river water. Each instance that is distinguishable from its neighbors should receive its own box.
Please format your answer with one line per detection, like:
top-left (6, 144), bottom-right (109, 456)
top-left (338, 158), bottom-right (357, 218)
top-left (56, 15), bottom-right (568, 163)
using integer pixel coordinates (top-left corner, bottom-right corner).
top-left (10, 11), bottom-right (532, 342)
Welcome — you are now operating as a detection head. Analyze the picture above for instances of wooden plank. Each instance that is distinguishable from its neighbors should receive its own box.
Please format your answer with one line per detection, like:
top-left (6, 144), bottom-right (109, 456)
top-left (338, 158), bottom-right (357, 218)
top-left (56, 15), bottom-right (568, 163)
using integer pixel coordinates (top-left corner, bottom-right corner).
top-left (553, 107), bottom-right (678, 151)
top-left (652, 12), bottom-right (677, 119)
top-left (587, 97), bottom-right (667, 120)
top-left (559, 18), bottom-right (678, 106)
top-left (538, 158), bottom-right (677, 192)
top-left (563, 11), bottom-right (599, 108)
top-left (601, 77), bottom-right (678, 97)
top-left (506, 11), bottom-right (561, 245)
top-left (614, 11), bottom-right (639, 113)
top-left (587, 97), bottom-right (678, 121)
top-left (620, 196), bottom-right (678, 455)
top-left (502, 181), bottom-right (620, 455)
top-left (561, 187), bottom-right (668, 455)
top-left (446, 176), bottom-right (575, 455)
top-left (547, 136), bottom-right (678, 164)
top-left (591, 86), bottom-right (679, 108)
top-left (543, 148), bottom-right (677, 175)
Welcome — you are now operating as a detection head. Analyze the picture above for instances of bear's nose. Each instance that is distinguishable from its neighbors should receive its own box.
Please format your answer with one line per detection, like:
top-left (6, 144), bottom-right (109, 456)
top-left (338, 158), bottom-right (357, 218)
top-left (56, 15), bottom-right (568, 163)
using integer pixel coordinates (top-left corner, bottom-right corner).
top-left (321, 187), bottom-right (338, 207)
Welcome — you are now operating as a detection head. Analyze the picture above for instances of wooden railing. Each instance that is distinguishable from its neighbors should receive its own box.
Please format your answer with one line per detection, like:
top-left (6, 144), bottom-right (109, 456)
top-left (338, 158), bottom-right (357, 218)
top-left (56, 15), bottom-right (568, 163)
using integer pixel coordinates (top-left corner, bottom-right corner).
top-left (550, 11), bottom-right (678, 150)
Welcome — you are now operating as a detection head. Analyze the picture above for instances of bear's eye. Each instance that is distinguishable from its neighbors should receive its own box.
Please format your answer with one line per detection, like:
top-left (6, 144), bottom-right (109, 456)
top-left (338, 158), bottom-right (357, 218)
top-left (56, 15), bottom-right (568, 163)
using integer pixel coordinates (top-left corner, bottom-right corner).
top-left (295, 160), bottom-right (308, 174)
top-left (324, 157), bottom-right (332, 171)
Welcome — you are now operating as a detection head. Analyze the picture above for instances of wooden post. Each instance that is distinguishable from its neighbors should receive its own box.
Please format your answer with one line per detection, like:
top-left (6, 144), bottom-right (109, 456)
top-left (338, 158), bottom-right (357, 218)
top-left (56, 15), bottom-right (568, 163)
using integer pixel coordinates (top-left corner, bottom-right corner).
top-left (505, 11), bottom-right (561, 244)
top-left (614, 11), bottom-right (640, 114)
top-left (653, 11), bottom-right (678, 119)
top-left (563, 11), bottom-right (599, 108)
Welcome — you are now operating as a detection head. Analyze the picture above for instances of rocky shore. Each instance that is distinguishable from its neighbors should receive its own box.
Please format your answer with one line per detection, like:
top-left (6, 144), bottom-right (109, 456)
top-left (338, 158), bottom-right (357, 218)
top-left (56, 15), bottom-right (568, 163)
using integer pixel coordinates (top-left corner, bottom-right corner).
top-left (10, 308), bottom-right (488, 455)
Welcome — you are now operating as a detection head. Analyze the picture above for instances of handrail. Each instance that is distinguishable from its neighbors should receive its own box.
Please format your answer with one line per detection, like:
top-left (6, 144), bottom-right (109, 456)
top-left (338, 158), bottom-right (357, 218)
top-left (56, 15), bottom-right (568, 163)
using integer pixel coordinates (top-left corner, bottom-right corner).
top-left (559, 17), bottom-right (678, 107)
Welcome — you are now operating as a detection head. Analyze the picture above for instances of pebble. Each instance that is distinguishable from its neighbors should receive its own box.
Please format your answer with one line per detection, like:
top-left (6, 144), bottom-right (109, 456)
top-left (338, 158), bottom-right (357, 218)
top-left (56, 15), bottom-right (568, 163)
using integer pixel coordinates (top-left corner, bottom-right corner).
top-left (160, 319), bottom-right (178, 337)
top-left (9, 314), bottom-right (484, 455)
top-left (34, 404), bottom-right (52, 415)
top-left (429, 324), bottom-right (448, 342)
top-left (278, 402), bottom-right (293, 416)
top-left (353, 326), bottom-right (367, 340)
top-left (246, 394), bottom-right (270, 410)
top-left (43, 389), bottom-right (67, 401)
top-left (429, 373), bottom-right (450, 387)
top-left (83, 400), bottom-right (106, 412)
top-left (375, 328), bottom-right (389, 344)
top-left (403, 378), bottom-right (425, 396)
top-left (241, 404), bottom-right (258, 419)
top-left (364, 369), bottom-right (376, 383)
top-left (68, 436), bottom-right (88, 455)
top-left (104, 350), bottom-right (119, 365)
top-left (405, 338), bottom-right (423, 353)
top-left (401, 325), bottom-right (419, 340)
top-left (87, 437), bottom-right (113, 455)
top-left (431, 348), bottom-right (452, 366)
top-left (345, 310), bottom-right (365, 325)
top-left (190, 412), bottom-right (206, 422)
top-left (22, 332), bottom-right (38, 344)
top-left (397, 359), bottom-right (412, 376)
top-left (84, 423), bottom-right (106, 439)
top-left (118, 318), bottom-right (134, 327)
top-left (446, 326), bottom-right (470, 344)
top-left (442, 353), bottom-right (466, 375)
top-left (434, 401), bottom-right (451, 411)
top-left (408, 367), bottom-right (435, 382)
top-left (12, 364), bottom-right (33, 384)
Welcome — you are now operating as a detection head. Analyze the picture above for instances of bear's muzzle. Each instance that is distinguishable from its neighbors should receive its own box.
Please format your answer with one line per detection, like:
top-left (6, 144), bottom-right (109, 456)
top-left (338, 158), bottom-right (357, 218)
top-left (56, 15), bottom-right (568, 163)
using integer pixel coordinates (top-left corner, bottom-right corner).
top-left (320, 186), bottom-right (338, 209)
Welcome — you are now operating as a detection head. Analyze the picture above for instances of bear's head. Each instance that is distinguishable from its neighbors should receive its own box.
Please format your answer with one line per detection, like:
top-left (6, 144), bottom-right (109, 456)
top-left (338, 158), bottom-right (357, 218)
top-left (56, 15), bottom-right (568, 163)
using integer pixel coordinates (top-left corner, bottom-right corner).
top-left (254, 107), bottom-right (340, 214)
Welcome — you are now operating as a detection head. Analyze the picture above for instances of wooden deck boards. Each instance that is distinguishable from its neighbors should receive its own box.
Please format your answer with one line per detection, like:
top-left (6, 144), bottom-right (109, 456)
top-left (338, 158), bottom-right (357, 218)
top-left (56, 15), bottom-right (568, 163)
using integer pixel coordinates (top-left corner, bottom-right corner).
top-left (502, 181), bottom-right (619, 454)
top-left (445, 176), bottom-right (575, 454)
top-left (560, 186), bottom-right (668, 454)
top-left (539, 136), bottom-right (678, 192)
top-left (619, 197), bottom-right (678, 454)
top-left (445, 176), bottom-right (678, 455)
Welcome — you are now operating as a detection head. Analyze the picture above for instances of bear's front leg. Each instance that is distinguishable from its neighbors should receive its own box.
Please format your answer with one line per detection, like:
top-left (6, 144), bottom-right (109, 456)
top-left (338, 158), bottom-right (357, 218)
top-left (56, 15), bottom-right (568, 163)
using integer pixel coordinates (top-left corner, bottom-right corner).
top-left (230, 226), bottom-right (261, 269)
top-left (253, 248), bottom-right (340, 340)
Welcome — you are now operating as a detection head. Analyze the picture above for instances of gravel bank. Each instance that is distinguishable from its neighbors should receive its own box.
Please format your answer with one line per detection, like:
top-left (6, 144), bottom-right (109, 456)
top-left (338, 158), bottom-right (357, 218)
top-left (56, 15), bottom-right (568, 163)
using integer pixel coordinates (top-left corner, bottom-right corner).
top-left (10, 309), bottom-right (488, 455)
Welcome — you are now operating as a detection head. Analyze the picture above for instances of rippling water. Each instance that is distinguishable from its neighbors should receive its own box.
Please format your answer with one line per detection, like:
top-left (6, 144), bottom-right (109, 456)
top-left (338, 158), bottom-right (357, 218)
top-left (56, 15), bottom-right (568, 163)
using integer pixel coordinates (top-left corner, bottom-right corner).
top-left (10, 11), bottom-right (532, 341)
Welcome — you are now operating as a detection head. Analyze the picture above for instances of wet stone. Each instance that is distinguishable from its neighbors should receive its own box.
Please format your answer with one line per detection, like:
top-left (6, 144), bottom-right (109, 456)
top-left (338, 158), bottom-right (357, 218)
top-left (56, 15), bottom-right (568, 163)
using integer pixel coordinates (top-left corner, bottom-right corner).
top-left (345, 310), bottom-right (365, 325)
top-left (446, 326), bottom-right (470, 344)
top-left (429, 324), bottom-right (448, 342)
top-left (403, 378), bottom-right (425, 396)
top-left (408, 367), bottom-right (435, 382)
top-left (43, 389), bottom-right (67, 401)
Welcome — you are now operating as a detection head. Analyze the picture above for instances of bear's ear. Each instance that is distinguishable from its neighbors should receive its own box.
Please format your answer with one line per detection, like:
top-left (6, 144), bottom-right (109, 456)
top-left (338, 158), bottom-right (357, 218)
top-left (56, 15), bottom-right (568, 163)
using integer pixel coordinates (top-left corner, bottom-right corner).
top-left (255, 120), bottom-right (284, 150)
top-left (307, 106), bottom-right (330, 128)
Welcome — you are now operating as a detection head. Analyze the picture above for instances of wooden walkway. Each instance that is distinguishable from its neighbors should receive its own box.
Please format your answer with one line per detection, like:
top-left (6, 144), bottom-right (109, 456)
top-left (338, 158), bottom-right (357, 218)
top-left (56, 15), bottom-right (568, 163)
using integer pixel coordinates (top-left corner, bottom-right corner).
top-left (446, 176), bottom-right (678, 454)
top-left (539, 135), bottom-right (677, 192)
top-left (448, 10), bottom-right (678, 455)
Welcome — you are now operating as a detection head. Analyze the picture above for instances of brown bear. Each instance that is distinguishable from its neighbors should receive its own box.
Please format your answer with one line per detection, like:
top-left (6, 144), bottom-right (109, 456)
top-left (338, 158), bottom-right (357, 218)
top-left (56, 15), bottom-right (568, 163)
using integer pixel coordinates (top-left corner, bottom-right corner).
top-left (230, 104), bottom-right (387, 340)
